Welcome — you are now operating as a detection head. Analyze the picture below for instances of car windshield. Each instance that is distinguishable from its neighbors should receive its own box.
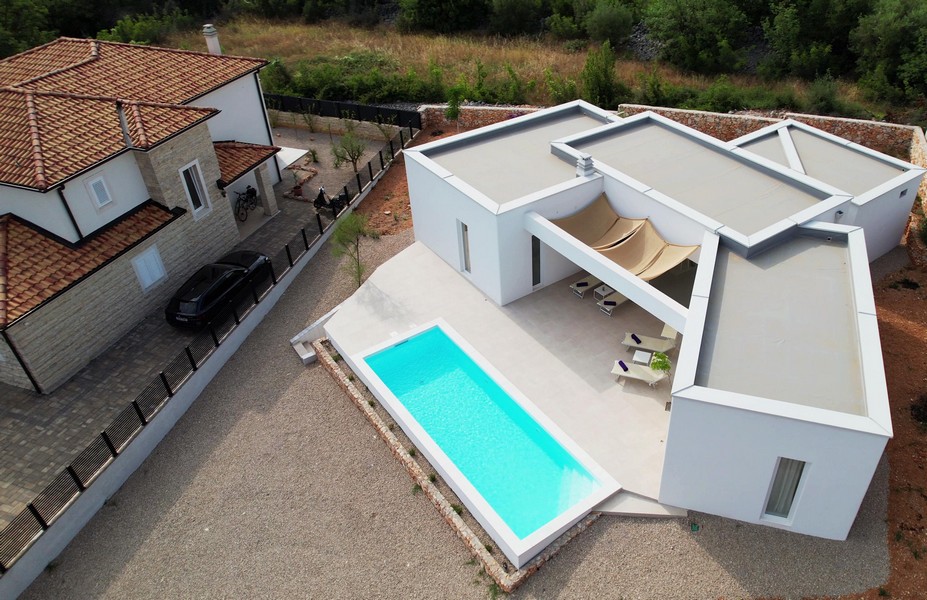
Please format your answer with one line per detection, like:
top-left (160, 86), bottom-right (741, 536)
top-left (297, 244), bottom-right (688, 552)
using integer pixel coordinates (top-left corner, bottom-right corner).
top-left (178, 300), bottom-right (199, 314)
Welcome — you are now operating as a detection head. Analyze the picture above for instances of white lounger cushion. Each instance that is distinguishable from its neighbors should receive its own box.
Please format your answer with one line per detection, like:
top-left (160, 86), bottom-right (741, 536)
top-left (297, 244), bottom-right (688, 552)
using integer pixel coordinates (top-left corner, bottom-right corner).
top-left (610, 360), bottom-right (667, 387)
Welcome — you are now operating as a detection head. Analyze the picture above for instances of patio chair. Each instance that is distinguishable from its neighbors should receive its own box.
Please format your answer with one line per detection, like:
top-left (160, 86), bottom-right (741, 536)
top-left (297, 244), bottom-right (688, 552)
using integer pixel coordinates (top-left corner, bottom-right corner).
top-left (611, 360), bottom-right (667, 387)
top-left (570, 274), bottom-right (601, 298)
top-left (621, 331), bottom-right (676, 353)
top-left (597, 292), bottom-right (628, 316)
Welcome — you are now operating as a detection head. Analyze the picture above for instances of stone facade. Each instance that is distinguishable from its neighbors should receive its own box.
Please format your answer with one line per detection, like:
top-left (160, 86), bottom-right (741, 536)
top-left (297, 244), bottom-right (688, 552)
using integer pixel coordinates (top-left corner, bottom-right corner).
top-left (3, 124), bottom-right (241, 393)
top-left (420, 105), bottom-right (538, 130)
top-left (0, 336), bottom-right (31, 390)
top-left (620, 104), bottom-right (780, 141)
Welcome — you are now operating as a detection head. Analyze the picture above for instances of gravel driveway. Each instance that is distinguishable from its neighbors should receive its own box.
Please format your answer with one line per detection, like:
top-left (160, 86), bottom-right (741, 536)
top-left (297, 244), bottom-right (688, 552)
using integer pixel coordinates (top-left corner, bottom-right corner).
top-left (21, 229), bottom-right (889, 600)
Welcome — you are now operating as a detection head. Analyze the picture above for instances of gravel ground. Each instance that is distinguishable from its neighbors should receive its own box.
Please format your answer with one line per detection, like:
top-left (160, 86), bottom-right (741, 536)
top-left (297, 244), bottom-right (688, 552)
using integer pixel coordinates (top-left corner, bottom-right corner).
top-left (21, 228), bottom-right (890, 599)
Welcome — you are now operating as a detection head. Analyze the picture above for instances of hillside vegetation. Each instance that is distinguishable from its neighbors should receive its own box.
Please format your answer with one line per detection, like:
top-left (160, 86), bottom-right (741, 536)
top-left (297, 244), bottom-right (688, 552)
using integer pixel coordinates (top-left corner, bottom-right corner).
top-left (3, 1), bottom-right (925, 125)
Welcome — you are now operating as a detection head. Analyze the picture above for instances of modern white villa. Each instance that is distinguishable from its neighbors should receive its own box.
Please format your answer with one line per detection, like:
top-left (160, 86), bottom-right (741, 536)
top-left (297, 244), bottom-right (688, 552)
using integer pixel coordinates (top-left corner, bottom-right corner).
top-left (323, 101), bottom-right (925, 568)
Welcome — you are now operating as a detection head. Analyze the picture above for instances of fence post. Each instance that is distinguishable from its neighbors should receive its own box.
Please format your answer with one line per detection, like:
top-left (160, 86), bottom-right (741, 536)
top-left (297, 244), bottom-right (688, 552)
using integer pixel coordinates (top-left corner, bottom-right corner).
top-left (101, 431), bottom-right (119, 457)
top-left (209, 324), bottom-right (220, 347)
top-left (368, 161), bottom-right (374, 181)
top-left (159, 372), bottom-right (174, 397)
top-left (183, 346), bottom-right (197, 371)
top-left (66, 465), bottom-right (86, 491)
top-left (131, 400), bottom-right (148, 426)
top-left (379, 151), bottom-right (385, 170)
top-left (27, 504), bottom-right (48, 531)
top-left (356, 172), bottom-right (362, 192)
top-left (316, 213), bottom-right (323, 233)
top-left (388, 140), bottom-right (395, 158)
top-left (400, 129), bottom-right (405, 146)
top-left (301, 227), bottom-right (309, 250)
top-left (285, 244), bottom-right (294, 267)
top-left (409, 124), bottom-right (414, 139)
top-left (251, 282), bottom-right (260, 304)
top-left (343, 186), bottom-right (350, 204)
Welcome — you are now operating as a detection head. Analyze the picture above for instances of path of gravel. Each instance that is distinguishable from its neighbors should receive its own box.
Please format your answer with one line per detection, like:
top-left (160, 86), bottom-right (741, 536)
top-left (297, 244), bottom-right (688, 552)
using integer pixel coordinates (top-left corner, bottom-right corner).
top-left (21, 228), bottom-right (890, 599)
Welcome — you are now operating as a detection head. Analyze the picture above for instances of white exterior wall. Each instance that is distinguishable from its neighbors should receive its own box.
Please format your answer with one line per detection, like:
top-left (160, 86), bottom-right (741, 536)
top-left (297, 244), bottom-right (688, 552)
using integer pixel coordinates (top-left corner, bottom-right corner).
top-left (659, 397), bottom-right (888, 540)
top-left (850, 177), bottom-right (924, 260)
top-left (64, 152), bottom-right (151, 236)
top-left (495, 177), bottom-right (604, 304)
top-left (0, 186), bottom-right (76, 241)
top-left (406, 156), bottom-right (504, 303)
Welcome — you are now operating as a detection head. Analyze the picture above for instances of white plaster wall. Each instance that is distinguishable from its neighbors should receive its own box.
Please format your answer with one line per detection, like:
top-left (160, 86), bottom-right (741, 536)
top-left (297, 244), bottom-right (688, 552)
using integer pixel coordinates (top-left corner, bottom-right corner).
top-left (603, 177), bottom-right (709, 249)
top-left (193, 75), bottom-right (273, 142)
top-left (406, 156), bottom-right (504, 303)
top-left (495, 177), bottom-right (604, 304)
top-left (65, 153), bottom-right (151, 236)
top-left (0, 186), bottom-right (76, 241)
top-left (660, 397), bottom-right (887, 540)
top-left (851, 177), bottom-right (924, 260)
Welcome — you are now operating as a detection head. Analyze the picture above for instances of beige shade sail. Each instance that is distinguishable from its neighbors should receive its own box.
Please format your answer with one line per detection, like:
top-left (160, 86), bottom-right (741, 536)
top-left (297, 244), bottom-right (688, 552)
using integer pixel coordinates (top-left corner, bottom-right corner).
top-left (598, 220), bottom-right (668, 274)
top-left (551, 194), bottom-right (618, 245)
top-left (590, 217), bottom-right (646, 250)
top-left (638, 243), bottom-right (699, 281)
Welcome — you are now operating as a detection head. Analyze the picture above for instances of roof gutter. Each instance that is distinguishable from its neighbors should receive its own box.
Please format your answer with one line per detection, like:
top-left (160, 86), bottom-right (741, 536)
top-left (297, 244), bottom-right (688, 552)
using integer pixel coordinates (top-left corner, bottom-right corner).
top-left (57, 184), bottom-right (83, 241)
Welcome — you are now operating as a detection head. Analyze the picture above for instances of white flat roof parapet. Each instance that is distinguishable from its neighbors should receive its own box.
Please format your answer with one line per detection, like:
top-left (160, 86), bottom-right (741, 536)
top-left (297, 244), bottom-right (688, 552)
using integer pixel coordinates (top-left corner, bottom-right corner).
top-left (567, 117), bottom-right (829, 237)
top-left (420, 103), bottom-right (615, 205)
top-left (696, 236), bottom-right (867, 415)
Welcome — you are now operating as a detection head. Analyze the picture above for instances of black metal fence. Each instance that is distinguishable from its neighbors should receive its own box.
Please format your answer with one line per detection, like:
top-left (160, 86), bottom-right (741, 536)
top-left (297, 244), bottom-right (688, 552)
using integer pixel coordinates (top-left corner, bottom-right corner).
top-left (0, 125), bottom-right (419, 576)
top-left (263, 94), bottom-right (423, 130)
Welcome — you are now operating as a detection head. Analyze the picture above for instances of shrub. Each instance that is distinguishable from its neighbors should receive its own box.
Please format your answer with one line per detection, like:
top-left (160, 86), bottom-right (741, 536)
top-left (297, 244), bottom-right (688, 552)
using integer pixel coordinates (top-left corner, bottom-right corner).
top-left (805, 74), bottom-right (841, 115)
top-left (584, 0), bottom-right (634, 49)
top-left (581, 41), bottom-right (630, 108)
top-left (260, 58), bottom-right (294, 94)
top-left (398, 0), bottom-right (489, 33)
top-left (97, 8), bottom-right (196, 45)
top-left (490, 0), bottom-right (545, 35)
top-left (644, 0), bottom-right (748, 73)
top-left (545, 68), bottom-right (580, 104)
top-left (547, 14), bottom-right (583, 39)
top-left (852, 0), bottom-right (927, 101)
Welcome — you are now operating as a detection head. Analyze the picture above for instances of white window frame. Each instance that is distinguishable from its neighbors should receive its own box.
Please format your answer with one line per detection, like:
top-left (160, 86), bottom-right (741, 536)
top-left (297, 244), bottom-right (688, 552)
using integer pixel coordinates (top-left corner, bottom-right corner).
top-left (761, 457), bottom-right (807, 523)
top-left (132, 245), bottom-right (167, 292)
top-left (85, 174), bottom-right (113, 210)
top-left (179, 160), bottom-right (211, 219)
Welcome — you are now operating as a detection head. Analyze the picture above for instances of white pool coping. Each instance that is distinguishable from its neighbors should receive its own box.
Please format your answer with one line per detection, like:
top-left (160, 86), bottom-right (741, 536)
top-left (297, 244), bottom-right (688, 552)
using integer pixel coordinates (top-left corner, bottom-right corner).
top-left (351, 318), bottom-right (621, 569)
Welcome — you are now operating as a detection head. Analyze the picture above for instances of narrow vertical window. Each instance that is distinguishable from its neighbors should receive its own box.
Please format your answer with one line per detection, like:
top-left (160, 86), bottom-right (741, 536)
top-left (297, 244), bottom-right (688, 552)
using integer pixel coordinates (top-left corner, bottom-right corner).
top-left (180, 161), bottom-right (209, 216)
top-left (764, 457), bottom-right (805, 519)
top-left (531, 235), bottom-right (541, 286)
top-left (459, 221), bottom-right (471, 273)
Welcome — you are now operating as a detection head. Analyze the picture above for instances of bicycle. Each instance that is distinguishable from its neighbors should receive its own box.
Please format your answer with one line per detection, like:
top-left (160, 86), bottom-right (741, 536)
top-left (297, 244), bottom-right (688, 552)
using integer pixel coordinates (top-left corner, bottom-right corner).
top-left (234, 185), bottom-right (258, 222)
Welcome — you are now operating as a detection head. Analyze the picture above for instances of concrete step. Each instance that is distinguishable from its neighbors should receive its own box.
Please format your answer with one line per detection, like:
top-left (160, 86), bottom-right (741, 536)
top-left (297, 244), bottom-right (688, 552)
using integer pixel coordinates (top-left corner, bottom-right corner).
top-left (595, 490), bottom-right (687, 518)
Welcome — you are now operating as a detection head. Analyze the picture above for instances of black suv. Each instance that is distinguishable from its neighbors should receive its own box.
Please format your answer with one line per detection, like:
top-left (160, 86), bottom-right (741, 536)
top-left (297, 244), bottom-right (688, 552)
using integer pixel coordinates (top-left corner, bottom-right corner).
top-left (165, 251), bottom-right (271, 328)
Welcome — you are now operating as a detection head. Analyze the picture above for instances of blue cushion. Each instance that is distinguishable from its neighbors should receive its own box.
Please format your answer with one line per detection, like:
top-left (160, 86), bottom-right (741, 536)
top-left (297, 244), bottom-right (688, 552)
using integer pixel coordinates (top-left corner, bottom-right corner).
top-left (618, 360), bottom-right (629, 372)
top-left (631, 333), bottom-right (642, 344)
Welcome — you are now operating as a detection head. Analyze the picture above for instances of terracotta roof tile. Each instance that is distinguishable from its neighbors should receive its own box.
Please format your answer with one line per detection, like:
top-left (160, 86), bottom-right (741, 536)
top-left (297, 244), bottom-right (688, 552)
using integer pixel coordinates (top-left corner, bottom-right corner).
top-left (214, 141), bottom-right (281, 185)
top-left (0, 88), bottom-right (216, 189)
top-left (5, 38), bottom-right (266, 103)
top-left (0, 203), bottom-right (175, 326)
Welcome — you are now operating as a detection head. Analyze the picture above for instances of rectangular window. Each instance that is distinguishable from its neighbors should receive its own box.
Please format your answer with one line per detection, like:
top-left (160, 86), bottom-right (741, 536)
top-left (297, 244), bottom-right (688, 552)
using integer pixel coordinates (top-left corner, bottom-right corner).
top-left (764, 457), bottom-right (806, 519)
top-left (180, 161), bottom-right (209, 216)
top-left (531, 235), bottom-right (541, 286)
top-left (132, 245), bottom-right (167, 291)
top-left (86, 175), bottom-right (113, 208)
top-left (459, 221), bottom-right (471, 273)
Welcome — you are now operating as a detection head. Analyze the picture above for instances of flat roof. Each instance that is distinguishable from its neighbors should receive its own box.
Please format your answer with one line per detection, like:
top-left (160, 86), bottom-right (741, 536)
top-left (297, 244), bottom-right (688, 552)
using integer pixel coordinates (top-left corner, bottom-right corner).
top-left (695, 237), bottom-right (865, 415)
top-left (571, 121), bottom-right (828, 236)
top-left (426, 112), bottom-right (605, 204)
top-left (740, 126), bottom-right (906, 196)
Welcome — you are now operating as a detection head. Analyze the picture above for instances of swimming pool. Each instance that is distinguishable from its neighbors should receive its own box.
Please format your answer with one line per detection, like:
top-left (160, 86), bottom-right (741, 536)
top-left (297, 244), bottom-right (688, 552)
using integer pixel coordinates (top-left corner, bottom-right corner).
top-left (357, 321), bottom-right (619, 568)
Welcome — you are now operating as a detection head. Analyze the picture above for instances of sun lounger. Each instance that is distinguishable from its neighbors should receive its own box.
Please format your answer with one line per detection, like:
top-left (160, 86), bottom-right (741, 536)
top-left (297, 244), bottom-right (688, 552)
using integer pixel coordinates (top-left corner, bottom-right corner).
top-left (597, 292), bottom-right (628, 316)
top-left (570, 274), bottom-right (601, 298)
top-left (621, 331), bottom-right (676, 353)
top-left (611, 360), bottom-right (667, 387)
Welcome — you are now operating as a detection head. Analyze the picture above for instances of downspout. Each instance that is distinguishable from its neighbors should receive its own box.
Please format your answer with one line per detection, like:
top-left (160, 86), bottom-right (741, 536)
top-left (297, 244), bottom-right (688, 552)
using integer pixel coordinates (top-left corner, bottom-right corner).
top-left (2, 329), bottom-right (43, 394)
top-left (57, 184), bottom-right (83, 242)
top-left (254, 72), bottom-right (282, 182)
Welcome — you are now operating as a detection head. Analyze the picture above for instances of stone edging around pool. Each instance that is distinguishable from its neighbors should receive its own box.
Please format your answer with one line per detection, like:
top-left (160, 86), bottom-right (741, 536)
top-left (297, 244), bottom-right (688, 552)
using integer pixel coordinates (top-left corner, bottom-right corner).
top-left (313, 338), bottom-right (600, 593)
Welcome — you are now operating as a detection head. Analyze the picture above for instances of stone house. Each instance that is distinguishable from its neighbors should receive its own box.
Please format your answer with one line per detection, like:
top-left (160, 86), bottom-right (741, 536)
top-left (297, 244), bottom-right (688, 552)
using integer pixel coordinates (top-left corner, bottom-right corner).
top-left (0, 36), bottom-right (282, 393)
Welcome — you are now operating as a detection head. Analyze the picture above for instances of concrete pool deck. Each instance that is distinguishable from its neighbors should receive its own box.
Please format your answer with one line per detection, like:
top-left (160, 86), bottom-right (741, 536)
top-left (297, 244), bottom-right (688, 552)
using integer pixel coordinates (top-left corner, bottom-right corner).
top-left (324, 241), bottom-right (693, 508)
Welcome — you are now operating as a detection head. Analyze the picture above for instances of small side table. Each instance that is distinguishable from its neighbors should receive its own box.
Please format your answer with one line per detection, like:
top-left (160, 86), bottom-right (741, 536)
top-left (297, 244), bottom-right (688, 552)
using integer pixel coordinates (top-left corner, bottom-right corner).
top-left (632, 350), bottom-right (653, 365)
top-left (594, 284), bottom-right (614, 302)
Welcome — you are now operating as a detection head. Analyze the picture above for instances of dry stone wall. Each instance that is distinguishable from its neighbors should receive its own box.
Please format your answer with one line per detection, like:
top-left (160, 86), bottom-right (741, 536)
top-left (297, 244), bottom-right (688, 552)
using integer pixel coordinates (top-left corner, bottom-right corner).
top-left (619, 104), bottom-right (779, 141)
top-left (420, 105), bottom-right (537, 130)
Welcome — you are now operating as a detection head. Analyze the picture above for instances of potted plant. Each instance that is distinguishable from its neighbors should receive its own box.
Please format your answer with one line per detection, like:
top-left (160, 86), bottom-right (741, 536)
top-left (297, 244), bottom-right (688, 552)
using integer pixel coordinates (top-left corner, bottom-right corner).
top-left (650, 351), bottom-right (672, 373)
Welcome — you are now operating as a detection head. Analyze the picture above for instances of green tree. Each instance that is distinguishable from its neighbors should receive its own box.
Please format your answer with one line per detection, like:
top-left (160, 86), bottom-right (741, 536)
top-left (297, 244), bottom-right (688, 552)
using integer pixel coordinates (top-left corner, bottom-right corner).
top-left (0, 0), bottom-right (52, 58)
top-left (580, 41), bottom-right (629, 108)
top-left (398, 0), bottom-right (489, 33)
top-left (584, 0), bottom-right (634, 49)
top-left (490, 0), bottom-right (545, 35)
top-left (545, 68), bottom-right (580, 104)
top-left (852, 0), bottom-right (927, 100)
top-left (331, 212), bottom-right (371, 287)
top-left (644, 0), bottom-right (749, 73)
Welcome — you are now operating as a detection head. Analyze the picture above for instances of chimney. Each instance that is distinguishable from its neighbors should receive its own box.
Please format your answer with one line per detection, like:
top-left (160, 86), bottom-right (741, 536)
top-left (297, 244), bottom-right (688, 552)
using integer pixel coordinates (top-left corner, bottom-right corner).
top-left (576, 153), bottom-right (595, 178)
top-left (203, 24), bottom-right (221, 55)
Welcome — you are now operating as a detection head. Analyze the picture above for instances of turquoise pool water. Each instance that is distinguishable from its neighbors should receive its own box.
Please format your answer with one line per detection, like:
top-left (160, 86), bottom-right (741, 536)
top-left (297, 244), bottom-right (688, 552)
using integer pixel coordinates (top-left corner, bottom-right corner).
top-left (364, 326), bottom-right (602, 539)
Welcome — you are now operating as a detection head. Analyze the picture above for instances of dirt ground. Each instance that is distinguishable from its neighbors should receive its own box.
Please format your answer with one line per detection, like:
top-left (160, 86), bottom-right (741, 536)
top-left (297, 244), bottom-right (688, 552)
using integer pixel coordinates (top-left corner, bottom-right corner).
top-left (355, 126), bottom-right (927, 599)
